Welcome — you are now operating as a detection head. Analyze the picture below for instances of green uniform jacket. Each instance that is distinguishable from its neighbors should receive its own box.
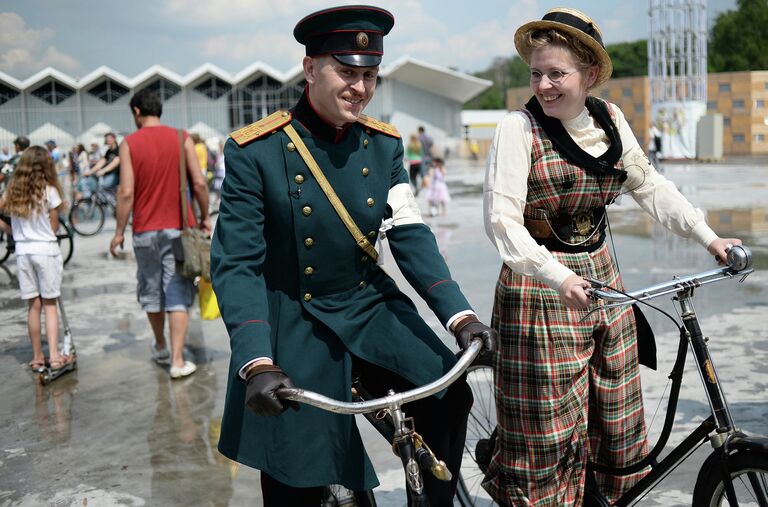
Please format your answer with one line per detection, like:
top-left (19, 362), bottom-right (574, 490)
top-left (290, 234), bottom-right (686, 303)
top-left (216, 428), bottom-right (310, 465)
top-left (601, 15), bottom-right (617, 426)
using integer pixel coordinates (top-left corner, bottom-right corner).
top-left (211, 94), bottom-right (472, 490)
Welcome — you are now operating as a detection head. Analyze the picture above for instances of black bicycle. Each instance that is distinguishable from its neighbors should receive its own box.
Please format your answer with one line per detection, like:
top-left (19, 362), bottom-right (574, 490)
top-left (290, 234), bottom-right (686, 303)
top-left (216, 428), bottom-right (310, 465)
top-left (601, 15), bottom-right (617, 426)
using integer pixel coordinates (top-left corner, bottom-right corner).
top-left (0, 219), bottom-right (74, 266)
top-left (460, 245), bottom-right (767, 507)
top-left (69, 178), bottom-right (117, 236)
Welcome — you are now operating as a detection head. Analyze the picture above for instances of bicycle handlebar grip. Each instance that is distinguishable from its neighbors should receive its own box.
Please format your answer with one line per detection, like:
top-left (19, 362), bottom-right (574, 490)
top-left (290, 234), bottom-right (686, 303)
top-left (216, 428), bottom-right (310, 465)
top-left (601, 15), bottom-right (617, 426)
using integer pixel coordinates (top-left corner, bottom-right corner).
top-left (726, 245), bottom-right (752, 272)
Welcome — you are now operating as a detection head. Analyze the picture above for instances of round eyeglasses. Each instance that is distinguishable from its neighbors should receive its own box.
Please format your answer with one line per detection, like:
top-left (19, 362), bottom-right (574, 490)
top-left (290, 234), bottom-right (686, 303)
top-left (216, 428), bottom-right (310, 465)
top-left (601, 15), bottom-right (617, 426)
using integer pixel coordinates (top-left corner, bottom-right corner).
top-left (530, 69), bottom-right (579, 84)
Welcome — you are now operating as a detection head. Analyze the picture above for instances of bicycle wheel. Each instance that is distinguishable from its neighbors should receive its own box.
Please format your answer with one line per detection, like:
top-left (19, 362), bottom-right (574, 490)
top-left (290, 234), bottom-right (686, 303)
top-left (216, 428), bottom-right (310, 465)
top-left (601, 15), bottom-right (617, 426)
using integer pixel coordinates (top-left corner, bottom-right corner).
top-left (0, 230), bottom-right (11, 264)
top-left (56, 221), bottom-right (74, 265)
top-left (692, 450), bottom-right (768, 506)
top-left (69, 198), bottom-right (105, 236)
top-left (456, 351), bottom-right (497, 507)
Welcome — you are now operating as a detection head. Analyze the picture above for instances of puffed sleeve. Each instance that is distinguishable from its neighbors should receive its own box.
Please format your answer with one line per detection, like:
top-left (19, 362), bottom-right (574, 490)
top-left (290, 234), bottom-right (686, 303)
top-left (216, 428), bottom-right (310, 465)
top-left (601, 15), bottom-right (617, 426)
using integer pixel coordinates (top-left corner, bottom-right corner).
top-left (612, 105), bottom-right (718, 248)
top-left (483, 112), bottom-right (575, 290)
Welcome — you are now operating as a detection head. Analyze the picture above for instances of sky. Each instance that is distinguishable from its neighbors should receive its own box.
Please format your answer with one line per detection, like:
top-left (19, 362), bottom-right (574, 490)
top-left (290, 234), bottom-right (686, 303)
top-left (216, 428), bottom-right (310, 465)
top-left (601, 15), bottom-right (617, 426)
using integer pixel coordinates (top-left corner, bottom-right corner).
top-left (1, 0), bottom-right (737, 81)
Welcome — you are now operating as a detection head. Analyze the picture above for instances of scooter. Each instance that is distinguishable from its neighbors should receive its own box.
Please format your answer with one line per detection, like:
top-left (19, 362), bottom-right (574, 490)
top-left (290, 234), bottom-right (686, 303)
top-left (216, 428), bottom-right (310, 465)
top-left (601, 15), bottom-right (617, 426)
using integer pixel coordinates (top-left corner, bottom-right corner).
top-left (38, 297), bottom-right (77, 385)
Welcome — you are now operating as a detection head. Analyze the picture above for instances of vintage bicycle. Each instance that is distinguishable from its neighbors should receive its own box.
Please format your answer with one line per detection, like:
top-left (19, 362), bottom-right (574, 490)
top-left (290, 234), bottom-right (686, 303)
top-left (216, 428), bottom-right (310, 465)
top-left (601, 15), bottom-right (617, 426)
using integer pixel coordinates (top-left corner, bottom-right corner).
top-left (459, 245), bottom-right (767, 507)
top-left (277, 337), bottom-right (485, 506)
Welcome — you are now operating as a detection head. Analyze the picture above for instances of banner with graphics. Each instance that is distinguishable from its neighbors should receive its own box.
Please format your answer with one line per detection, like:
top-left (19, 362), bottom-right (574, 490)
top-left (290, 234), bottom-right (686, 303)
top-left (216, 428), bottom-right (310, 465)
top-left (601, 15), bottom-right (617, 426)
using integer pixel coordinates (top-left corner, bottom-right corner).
top-left (651, 101), bottom-right (706, 159)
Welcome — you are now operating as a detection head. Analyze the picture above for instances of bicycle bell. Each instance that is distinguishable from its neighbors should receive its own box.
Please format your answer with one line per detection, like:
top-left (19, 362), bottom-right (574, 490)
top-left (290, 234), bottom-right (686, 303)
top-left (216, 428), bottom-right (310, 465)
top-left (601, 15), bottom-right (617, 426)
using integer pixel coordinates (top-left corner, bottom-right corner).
top-left (726, 245), bottom-right (752, 272)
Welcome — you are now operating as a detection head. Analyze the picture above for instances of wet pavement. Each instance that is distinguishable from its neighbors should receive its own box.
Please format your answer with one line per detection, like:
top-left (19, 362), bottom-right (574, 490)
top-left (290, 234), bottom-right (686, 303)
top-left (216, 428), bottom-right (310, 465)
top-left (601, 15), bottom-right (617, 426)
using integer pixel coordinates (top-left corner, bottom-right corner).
top-left (1, 158), bottom-right (767, 506)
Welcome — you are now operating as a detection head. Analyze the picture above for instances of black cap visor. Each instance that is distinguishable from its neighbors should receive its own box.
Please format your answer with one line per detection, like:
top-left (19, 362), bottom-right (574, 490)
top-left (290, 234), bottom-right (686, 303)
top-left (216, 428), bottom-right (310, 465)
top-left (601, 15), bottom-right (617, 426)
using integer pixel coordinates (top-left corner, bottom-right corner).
top-left (333, 53), bottom-right (382, 67)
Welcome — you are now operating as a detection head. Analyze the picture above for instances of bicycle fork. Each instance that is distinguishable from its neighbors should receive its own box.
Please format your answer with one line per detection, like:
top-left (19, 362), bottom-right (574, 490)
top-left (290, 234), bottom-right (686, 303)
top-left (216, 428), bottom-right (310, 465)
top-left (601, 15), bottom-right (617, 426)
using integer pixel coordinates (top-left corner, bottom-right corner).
top-left (678, 286), bottom-right (752, 506)
top-left (388, 392), bottom-right (429, 505)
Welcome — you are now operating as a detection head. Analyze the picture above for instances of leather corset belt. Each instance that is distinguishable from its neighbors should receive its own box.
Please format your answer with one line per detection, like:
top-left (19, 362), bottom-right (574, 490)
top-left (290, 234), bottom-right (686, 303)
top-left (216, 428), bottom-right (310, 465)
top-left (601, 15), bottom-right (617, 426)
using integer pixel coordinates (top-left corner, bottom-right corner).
top-left (524, 207), bottom-right (606, 243)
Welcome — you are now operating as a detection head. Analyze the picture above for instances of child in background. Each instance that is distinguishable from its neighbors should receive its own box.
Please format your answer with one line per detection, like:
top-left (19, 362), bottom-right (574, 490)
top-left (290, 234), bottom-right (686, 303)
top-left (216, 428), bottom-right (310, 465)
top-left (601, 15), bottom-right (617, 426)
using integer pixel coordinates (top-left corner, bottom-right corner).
top-left (0, 146), bottom-right (70, 372)
top-left (423, 157), bottom-right (450, 217)
top-left (406, 134), bottom-right (423, 195)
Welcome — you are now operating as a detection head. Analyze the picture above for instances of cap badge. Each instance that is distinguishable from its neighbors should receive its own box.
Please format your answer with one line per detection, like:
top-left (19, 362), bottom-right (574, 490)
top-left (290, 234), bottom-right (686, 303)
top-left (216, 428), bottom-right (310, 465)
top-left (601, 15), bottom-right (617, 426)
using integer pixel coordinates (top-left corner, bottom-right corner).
top-left (356, 32), bottom-right (369, 49)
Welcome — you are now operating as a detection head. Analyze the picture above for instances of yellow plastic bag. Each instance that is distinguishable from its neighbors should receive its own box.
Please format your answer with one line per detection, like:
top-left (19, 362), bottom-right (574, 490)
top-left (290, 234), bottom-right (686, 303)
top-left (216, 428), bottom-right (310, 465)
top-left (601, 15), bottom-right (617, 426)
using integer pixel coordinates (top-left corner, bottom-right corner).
top-left (198, 277), bottom-right (221, 320)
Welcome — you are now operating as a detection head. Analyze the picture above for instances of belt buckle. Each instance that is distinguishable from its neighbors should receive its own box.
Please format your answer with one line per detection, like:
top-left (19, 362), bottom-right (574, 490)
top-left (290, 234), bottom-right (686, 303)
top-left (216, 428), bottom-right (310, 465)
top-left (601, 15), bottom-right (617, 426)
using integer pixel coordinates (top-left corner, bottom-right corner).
top-left (573, 212), bottom-right (593, 236)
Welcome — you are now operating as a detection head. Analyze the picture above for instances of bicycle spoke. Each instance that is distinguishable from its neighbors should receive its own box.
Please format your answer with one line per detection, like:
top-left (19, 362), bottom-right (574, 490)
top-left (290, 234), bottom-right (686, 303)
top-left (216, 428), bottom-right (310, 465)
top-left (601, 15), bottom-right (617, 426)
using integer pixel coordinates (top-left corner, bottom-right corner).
top-left (743, 471), bottom-right (768, 507)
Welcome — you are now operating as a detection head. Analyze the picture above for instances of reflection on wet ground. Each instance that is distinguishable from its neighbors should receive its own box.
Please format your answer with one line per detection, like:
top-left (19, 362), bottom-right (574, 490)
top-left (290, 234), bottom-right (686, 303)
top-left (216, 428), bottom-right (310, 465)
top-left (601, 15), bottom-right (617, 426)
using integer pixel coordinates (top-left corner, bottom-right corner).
top-left (0, 159), bottom-right (765, 506)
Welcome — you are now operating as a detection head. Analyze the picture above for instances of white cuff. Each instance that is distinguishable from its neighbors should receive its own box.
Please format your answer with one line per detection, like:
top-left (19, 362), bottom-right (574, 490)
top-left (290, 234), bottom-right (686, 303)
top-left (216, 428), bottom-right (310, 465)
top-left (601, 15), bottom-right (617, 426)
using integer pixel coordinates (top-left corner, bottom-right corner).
top-left (446, 310), bottom-right (476, 332)
top-left (534, 257), bottom-right (576, 291)
top-left (238, 357), bottom-right (272, 379)
top-left (690, 221), bottom-right (719, 249)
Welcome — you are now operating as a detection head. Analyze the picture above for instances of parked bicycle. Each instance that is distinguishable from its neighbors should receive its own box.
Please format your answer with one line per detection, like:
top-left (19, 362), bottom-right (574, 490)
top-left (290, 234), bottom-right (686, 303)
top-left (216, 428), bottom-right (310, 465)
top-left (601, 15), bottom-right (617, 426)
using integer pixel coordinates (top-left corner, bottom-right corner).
top-left (278, 337), bottom-right (485, 506)
top-left (0, 219), bottom-right (74, 266)
top-left (461, 245), bottom-right (766, 507)
top-left (69, 178), bottom-right (118, 236)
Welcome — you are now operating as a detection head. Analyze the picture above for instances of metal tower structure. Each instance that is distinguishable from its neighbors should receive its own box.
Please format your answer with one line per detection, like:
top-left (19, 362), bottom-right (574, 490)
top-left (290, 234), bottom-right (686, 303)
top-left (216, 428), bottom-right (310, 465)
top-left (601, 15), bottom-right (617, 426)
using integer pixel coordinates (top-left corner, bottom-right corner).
top-left (648, 0), bottom-right (707, 102)
top-left (648, 0), bottom-right (708, 158)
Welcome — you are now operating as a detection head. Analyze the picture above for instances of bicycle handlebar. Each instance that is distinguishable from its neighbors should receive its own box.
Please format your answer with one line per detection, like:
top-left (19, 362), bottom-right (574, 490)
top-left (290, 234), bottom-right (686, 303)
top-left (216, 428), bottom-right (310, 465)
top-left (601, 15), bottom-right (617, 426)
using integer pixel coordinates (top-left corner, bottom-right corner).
top-left (589, 245), bottom-right (754, 307)
top-left (276, 338), bottom-right (483, 415)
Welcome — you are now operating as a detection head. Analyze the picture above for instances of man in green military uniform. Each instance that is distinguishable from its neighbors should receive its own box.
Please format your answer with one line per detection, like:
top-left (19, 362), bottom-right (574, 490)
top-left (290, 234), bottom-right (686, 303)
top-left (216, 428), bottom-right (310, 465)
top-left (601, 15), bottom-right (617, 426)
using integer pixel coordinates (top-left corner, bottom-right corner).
top-left (211, 5), bottom-right (496, 504)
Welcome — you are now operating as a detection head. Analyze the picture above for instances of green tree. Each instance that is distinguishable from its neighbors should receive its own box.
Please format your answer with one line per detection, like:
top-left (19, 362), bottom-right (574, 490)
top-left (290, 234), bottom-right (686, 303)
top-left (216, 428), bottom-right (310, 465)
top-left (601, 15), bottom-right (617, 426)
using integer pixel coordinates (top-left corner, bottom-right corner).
top-left (709, 0), bottom-right (768, 71)
top-left (607, 40), bottom-right (648, 78)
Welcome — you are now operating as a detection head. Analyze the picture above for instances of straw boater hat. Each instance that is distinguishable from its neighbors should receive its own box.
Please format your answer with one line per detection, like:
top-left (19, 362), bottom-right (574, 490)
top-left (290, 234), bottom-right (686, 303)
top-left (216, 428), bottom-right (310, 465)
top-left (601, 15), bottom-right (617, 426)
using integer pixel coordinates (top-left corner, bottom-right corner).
top-left (514, 7), bottom-right (613, 87)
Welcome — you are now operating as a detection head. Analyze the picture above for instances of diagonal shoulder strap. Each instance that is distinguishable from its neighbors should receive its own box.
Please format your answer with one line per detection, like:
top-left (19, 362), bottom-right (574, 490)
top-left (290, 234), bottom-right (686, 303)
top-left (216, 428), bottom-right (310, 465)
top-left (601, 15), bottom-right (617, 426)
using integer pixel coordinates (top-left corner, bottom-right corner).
top-left (178, 129), bottom-right (189, 229)
top-left (283, 123), bottom-right (378, 261)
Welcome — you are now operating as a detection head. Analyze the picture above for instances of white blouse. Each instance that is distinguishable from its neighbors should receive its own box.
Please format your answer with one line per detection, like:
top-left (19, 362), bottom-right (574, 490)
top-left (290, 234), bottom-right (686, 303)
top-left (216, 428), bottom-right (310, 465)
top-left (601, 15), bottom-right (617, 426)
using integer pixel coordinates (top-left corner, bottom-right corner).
top-left (483, 102), bottom-right (718, 290)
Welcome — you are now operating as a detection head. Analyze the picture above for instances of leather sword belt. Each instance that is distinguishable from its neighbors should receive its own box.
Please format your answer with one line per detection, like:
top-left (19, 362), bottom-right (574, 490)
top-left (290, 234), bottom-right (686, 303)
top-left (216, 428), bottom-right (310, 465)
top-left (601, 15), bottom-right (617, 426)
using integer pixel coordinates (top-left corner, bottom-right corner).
top-left (524, 207), bottom-right (606, 242)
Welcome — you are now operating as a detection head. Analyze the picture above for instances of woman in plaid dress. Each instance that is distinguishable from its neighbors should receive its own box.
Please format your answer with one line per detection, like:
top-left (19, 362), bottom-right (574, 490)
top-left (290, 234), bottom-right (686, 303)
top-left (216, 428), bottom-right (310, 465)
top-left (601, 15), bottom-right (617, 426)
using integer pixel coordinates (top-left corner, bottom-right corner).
top-left (482, 8), bottom-right (741, 506)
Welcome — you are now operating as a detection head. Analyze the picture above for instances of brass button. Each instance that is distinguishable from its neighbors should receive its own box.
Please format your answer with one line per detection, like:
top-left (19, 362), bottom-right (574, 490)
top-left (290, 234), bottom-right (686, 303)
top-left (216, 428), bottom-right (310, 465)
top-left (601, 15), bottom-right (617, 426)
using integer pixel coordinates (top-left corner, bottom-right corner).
top-left (362, 167), bottom-right (369, 176)
top-left (302, 206), bottom-right (312, 216)
top-left (367, 198), bottom-right (375, 207)
top-left (295, 174), bottom-right (305, 184)
top-left (282, 111), bottom-right (289, 117)
top-left (304, 266), bottom-right (314, 276)
top-left (287, 142), bottom-right (296, 152)
top-left (367, 230), bottom-right (376, 238)
top-left (304, 237), bottom-right (314, 247)
top-left (303, 293), bottom-right (312, 302)
top-left (361, 256), bottom-right (368, 262)
top-left (358, 281), bottom-right (366, 289)
top-left (363, 139), bottom-right (369, 148)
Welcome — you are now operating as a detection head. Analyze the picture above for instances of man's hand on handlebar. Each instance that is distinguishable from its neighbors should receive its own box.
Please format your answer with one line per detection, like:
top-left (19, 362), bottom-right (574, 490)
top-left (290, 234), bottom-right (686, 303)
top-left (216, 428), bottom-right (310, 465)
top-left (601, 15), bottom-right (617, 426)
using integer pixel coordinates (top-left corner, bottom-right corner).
top-left (708, 237), bottom-right (743, 266)
top-left (453, 315), bottom-right (497, 352)
top-left (244, 364), bottom-right (300, 416)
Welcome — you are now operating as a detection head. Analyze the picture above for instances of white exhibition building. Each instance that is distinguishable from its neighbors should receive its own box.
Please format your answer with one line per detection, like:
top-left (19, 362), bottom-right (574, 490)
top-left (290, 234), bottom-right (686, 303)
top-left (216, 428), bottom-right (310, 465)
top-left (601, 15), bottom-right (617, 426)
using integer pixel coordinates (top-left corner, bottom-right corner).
top-left (0, 56), bottom-right (491, 153)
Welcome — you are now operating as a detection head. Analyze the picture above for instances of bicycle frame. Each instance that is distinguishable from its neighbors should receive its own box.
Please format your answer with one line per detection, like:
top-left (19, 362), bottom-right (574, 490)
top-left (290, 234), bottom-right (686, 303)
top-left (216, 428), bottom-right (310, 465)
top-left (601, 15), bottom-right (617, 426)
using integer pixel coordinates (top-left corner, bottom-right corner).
top-left (586, 246), bottom-right (764, 506)
top-left (278, 338), bottom-right (483, 504)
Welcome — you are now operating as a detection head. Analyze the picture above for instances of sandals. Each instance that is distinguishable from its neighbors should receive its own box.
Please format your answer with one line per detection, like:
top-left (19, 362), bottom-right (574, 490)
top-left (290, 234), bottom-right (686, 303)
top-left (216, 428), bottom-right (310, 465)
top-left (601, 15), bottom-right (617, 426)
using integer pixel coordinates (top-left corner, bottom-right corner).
top-left (28, 359), bottom-right (46, 373)
top-left (48, 355), bottom-right (75, 371)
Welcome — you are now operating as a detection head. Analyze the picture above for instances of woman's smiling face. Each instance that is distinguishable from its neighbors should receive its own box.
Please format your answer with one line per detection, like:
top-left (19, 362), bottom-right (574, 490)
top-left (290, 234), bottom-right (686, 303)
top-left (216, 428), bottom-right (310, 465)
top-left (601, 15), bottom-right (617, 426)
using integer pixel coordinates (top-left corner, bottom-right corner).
top-left (529, 45), bottom-right (597, 121)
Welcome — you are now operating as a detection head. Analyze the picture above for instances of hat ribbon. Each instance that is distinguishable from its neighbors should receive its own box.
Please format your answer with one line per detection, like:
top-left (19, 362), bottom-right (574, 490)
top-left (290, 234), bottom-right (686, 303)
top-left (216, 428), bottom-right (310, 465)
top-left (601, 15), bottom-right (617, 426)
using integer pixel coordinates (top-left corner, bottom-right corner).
top-left (542, 11), bottom-right (604, 47)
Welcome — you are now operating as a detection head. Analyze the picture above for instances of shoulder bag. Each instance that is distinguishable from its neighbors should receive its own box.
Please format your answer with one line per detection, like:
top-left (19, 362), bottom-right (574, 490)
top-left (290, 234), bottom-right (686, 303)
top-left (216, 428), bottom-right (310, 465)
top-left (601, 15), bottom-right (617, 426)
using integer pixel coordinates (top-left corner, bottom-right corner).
top-left (172, 129), bottom-right (211, 280)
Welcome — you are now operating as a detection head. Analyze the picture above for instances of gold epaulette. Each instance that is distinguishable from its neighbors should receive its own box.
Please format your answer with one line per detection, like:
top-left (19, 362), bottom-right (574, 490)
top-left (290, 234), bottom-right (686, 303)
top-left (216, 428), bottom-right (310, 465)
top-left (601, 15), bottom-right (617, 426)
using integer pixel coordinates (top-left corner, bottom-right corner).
top-left (230, 110), bottom-right (292, 146)
top-left (357, 114), bottom-right (401, 139)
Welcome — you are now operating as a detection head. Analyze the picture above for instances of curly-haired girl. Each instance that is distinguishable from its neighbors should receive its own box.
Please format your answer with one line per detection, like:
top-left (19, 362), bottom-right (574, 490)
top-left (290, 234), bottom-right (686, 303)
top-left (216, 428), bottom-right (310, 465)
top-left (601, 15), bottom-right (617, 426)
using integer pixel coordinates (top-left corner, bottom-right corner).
top-left (0, 145), bottom-right (70, 372)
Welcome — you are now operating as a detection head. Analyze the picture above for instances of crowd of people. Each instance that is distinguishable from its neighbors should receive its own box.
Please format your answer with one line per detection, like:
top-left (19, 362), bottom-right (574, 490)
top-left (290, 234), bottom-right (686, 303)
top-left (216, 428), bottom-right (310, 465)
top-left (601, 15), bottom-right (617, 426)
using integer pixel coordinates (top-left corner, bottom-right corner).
top-left (0, 4), bottom-right (747, 506)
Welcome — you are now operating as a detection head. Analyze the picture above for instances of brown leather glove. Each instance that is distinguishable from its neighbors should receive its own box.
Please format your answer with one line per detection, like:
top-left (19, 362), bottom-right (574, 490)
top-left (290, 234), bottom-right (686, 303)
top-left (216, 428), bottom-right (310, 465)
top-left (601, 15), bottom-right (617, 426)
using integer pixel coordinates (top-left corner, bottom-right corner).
top-left (454, 316), bottom-right (498, 352)
top-left (244, 364), bottom-right (299, 417)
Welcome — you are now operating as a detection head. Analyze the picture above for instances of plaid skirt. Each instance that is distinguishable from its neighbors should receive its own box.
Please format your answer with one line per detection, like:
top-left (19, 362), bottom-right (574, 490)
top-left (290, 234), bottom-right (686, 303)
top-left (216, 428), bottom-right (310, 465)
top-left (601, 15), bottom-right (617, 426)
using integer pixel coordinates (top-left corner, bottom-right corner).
top-left (483, 242), bottom-right (648, 506)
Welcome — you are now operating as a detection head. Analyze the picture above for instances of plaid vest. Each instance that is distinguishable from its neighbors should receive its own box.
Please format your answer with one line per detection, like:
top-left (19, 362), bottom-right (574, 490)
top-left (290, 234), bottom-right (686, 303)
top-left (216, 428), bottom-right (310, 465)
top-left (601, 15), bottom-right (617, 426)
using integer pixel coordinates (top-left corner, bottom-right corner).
top-left (521, 100), bottom-right (625, 226)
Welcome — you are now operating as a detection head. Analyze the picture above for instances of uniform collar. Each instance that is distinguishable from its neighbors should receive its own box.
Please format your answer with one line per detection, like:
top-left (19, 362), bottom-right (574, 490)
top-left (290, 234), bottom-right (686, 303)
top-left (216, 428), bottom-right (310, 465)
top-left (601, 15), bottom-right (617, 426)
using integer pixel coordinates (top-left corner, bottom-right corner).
top-left (292, 87), bottom-right (352, 144)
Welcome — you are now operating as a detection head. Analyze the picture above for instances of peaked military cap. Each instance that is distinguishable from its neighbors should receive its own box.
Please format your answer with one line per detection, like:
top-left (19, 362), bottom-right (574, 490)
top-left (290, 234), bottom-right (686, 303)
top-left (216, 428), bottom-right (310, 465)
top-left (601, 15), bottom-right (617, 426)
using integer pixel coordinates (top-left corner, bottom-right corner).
top-left (293, 5), bottom-right (394, 67)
